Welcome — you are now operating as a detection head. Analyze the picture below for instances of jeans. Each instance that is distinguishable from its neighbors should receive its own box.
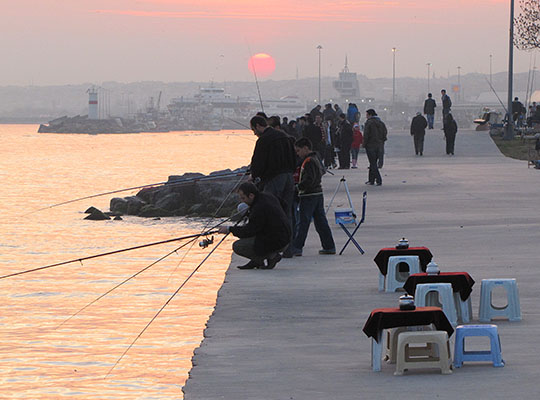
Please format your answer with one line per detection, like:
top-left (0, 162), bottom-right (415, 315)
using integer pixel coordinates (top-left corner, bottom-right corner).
top-left (445, 132), bottom-right (456, 154)
top-left (366, 147), bottom-right (382, 184)
top-left (292, 194), bottom-right (335, 251)
top-left (426, 113), bottom-right (434, 129)
top-left (413, 134), bottom-right (425, 154)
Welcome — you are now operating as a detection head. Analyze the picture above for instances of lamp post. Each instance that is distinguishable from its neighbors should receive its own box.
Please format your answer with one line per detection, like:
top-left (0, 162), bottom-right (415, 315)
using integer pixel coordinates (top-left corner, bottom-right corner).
top-left (427, 63), bottom-right (432, 93)
top-left (490, 54), bottom-right (493, 84)
top-left (317, 45), bottom-right (322, 104)
top-left (392, 47), bottom-right (396, 109)
top-left (504, 0), bottom-right (515, 140)
top-left (457, 66), bottom-right (461, 103)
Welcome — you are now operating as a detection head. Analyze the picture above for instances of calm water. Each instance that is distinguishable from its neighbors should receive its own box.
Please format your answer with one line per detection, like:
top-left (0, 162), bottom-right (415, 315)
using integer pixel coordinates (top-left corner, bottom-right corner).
top-left (0, 125), bottom-right (254, 399)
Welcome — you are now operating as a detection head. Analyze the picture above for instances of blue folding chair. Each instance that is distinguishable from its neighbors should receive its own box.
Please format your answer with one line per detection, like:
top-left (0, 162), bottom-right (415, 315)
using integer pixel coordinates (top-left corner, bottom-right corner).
top-left (336, 191), bottom-right (367, 255)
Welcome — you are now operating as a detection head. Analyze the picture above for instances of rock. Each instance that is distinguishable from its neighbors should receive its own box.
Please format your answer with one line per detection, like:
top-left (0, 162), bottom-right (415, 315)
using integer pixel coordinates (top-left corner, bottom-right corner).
top-left (84, 208), bottom-right (111, 220)
top-left (84, 206), bottom-right (101, 214)
top-left (139, 204), bottom-right (172, 218)
top-left (155, 192), bottom-right (183, 212)
top-left (110, 197), bottom-right (128, 214)
top-left (125, 196), bottom-right (146, 215)
top-left (113, 215), bottom-right (123, 220)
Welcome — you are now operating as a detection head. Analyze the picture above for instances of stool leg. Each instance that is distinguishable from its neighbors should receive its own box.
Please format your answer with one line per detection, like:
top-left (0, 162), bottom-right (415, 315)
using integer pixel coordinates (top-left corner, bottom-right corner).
top-left (378, 272), bottom-right (385, 292)
top-left (490, 333), bottom-right (505, 367)
top-left (372, 331), bottom-right (383, 372)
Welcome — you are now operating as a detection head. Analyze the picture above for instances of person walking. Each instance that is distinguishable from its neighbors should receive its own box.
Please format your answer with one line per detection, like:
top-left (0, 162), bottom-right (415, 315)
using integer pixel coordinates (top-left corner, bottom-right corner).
top-left (350, 122), bottom-right (363, 168)
top-left (443, 113), bottom-right (458, 155)
top-left (423, 93), bottom-right (436, 129)
top-left (287, 138), bottom-right (336, 256)
top-left (410, 112), bottom-right (428, 156)
top-left (218, 183), bottom-right (290, 269)
top-left (441, 89), bottom-right (452, 119)
top-left (337, 113), bottom-right (353, 169)
top-left (363, 109), bottom-right (385, 186)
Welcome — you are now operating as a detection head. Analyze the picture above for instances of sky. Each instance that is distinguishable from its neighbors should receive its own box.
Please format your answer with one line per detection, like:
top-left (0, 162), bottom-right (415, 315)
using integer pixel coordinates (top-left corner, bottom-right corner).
top-left (0, 0), bottom-right (537, 86)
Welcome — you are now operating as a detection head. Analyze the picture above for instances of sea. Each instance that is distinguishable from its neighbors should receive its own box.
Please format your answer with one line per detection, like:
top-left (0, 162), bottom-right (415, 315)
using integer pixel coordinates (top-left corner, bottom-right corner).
top-left (0, 125), bottom-right (254, 399)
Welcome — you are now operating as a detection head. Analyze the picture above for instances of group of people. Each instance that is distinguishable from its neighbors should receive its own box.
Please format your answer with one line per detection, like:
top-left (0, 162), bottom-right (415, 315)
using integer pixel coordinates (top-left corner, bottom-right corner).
top-left (414, 89), bottom-right (459, 156)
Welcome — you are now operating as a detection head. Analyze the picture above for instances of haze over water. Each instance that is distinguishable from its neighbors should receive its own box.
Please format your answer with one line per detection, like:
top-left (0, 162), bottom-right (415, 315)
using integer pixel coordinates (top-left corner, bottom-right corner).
top-left (0, 125), bottom-right (254, 399)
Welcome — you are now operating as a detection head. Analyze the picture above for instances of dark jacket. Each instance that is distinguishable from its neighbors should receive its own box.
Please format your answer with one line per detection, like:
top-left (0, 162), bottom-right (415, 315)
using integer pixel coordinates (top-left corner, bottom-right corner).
top-left (442, 94), bottom-right (452, 110)
top-left (250, 127), bottom-right (296, 183)
top-left (443, 116), bottom-right (458, 136)
top-left (424, 98), bottom-right (436, 115)
top-left (363, 116), bottom-right (387, 149)
top-left (410, 115), bottom-right (428, 136)
top-left (303, 123), bottom-right (324, 149)
top-left (338, 119), bottom-right (353, 148)
top-left (229, 192), bottom-right (291, 255)
top-left (297, 152), bottom-right (323, 196)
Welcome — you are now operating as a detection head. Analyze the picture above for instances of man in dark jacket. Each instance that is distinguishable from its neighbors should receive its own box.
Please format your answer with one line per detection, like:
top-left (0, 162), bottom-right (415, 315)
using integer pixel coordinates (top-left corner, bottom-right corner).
top-left (363, 109), bottom-right (384, 186)
top-left (219, 182), bottom-right (291, 269)
top-left (423, 93), bottom-right (436, 129)
top-left (443, 113), bottom-right (458, 155)
top-left (250, 115), bottom-right (296, 220)
top-left (441, 89), bottom-right (452, 119)
top-left (337, 113), bottom-right (353, 169)
top-left (286, 138), bottom-right (335, 256)
top-left (303, 115), bottom-right (325, 157)
top-left (410, 112), bottom-right (428, 156)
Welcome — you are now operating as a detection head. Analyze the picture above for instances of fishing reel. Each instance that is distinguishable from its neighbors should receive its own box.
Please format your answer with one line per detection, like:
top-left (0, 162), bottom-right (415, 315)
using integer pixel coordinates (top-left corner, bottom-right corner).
top-left (199, 236), bottom-right (214, 249)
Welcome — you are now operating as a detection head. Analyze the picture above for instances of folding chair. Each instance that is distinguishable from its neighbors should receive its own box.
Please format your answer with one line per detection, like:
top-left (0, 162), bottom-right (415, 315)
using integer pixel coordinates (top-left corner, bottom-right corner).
top-left (337, 191), bottom-right (367, 255)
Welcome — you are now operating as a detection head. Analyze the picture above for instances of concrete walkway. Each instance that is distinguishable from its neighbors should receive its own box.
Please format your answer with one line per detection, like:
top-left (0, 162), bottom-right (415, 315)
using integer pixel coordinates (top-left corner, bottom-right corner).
top-left (183, 129), bottom-right (540, 400)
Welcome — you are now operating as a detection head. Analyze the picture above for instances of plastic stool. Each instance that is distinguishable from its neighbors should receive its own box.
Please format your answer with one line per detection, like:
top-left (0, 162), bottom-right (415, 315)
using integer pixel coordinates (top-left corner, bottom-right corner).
top-left (385, 256), bottom-right (421, 292)
top-left (385, 325), bottom-right (434, 364)
top-left (453, 324), bottom-right (505, 368)
top-left (478, 279), bottom-right (521, 322)
top-left (454, 292), bottom-right (473, 323)
top-left (394, 331), bottom-right (452, 375)
top-left (415, 283), bottom-right (458, 326)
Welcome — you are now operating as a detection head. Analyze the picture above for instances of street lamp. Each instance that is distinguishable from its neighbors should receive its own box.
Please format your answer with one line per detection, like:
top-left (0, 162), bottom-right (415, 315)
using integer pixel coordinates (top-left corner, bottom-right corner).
top-left (457, 66), bottom-right (461, 103)
top-left (392, 47), bottom-right (396, 109)
top-left (427, 63), bottom-right (432, 93)
top-left (317, 45), bottom-right (322, 104)
top-left (490, 54), bottom-right (493, 84)
top-left (504, 0), bottom-right (515, 139)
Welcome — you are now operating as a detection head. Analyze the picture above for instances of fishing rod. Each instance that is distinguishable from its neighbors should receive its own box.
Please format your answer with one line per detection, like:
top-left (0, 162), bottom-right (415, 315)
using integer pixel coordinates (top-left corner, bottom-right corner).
top-left (23, 170), bottom-right (247, 216)
top-left (55, 236), bottom-right (198, 329)
top-left (484, 75), bottom-right (508, 115)
top-left (223, 116), bottom-right (252, 130)
top-left (105, 230), bottom-right (232, 378)
top-left (57, 207), bottom-right (243, 328)
top-left (247, 43), bottom-right (265, 113)
top-left (0, 230), bottom-right (218, 281)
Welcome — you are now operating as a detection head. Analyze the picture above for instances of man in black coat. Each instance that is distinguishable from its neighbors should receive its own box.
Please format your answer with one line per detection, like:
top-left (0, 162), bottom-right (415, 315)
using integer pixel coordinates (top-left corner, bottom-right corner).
top-left (337, 113), bottom-right (353, 169)
top-left (423, 93), bottom-right (436, 129)
top-left (303, 115), bottom-right (325, 158)
top-left (441, 89), bottom-right (452, 119)
top-left (410, 112), bottom-right (428, 156)
top-left (218, 182), bottom-right (291, 269)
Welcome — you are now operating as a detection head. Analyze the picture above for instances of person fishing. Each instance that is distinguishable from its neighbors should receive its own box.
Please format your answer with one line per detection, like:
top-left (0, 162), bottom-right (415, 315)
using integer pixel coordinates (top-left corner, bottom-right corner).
top-left (218, 182), bottom-right (290, 269)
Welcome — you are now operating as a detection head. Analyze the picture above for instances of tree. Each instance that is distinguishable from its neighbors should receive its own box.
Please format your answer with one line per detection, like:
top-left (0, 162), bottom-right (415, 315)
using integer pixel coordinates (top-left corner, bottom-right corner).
top-left (515, 0), bottom-right (540, 50)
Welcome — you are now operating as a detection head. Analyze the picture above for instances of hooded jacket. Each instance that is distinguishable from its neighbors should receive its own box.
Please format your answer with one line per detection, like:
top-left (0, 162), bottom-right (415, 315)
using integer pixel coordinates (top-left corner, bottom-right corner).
top-left (363, 116), bottom-right (387, 149)
top-left (250, 127), bottom-right (296, 183)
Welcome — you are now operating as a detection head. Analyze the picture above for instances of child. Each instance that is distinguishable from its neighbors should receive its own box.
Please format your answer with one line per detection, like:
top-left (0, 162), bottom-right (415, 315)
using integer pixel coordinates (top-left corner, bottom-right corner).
top-left (351, 123), bottom-right (364, 168)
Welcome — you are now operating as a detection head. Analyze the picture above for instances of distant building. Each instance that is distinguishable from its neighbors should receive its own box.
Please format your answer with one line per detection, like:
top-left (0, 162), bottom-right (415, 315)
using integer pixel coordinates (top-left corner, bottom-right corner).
top-left (333, 57), bottom-right (360, 102)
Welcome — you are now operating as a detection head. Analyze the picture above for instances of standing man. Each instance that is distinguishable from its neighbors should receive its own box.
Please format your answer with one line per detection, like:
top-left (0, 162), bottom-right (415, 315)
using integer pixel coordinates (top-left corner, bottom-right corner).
top-left (218, 183), bottom-right (290, 269)
top-left (337, 113), bottom-right (353, 169)
top-left (443, 113), bottom-right (458, 156)
top-left (512, 97), bottom-right (526, 127)
top-left (303, 114), bottom-right (325, 158)
top-left (249, 115), bottom-right (296, 225)
top-left (287, 138), bottom-right (336, 256)
top-left (363, 109), bottom-right (385, 186)
top-left (410, 112), bottom-right (428, 156)
top-left (423, 93), bottom-right (436, 129)
top-left (441, 89), bottom-right (452, 119)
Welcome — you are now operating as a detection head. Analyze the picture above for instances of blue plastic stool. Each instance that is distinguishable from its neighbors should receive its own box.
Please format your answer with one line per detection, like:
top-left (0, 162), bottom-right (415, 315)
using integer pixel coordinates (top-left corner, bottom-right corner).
top-left (453, 324), bottom-right (505, 368)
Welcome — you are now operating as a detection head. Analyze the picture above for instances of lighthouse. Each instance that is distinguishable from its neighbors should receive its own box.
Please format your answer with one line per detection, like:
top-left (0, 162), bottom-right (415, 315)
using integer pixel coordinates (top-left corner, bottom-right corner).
top-left (88, 87), bottom-right (98, 120)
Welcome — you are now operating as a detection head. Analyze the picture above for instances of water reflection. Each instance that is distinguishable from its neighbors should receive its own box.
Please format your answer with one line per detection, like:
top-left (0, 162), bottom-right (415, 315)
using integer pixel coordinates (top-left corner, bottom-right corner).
top-left (0, 125), bottom-right (254, 399)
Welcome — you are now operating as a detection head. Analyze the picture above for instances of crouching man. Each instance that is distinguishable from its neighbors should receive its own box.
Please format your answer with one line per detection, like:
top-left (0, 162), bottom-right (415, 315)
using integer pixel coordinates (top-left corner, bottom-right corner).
top-left (218, 182), bottom-right (291, 269)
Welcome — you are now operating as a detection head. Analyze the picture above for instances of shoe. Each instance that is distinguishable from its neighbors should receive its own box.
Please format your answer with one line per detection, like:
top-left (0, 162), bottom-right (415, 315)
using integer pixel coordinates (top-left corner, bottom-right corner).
top-left (237, 260), bottom-right (263, 269)
top-left (282, 248), bottom-right (294, 258)
top-left (319, 248), bottom-right (336, 255)
top-left (351, 166), bottom-right (358, 169)
top-left (261, 253), bottom-right (282, 269)
top-left (376, 182), bottom-right (382, 186)
top-left (420, 153), bottom-right (423, 156)
top-left (365, 181), bottom-right (374, 185)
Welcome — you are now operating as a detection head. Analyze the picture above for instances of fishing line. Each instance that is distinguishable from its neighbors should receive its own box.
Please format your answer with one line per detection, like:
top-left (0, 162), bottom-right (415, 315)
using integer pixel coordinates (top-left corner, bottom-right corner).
top-left (0, 231), bottom-right (218, 280)
top-left (105, 231), bottom-right (231, 378)
top-left (55, 236), bottom-right (199, 329)
top-left (246, 42), bottom-right (265, 113)
top-left (484, 76), bottom-right (508, 115)
top-left (22, 171), bottom-right (247, 217)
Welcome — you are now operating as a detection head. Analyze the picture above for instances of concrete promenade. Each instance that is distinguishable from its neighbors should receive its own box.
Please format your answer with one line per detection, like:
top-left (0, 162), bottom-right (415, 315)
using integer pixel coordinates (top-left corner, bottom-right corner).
top-left (184, 128), bottom-right (540, 399)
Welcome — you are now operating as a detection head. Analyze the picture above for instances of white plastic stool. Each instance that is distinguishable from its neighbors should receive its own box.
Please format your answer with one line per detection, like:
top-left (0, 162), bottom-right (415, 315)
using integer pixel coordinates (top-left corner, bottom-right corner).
top-left (454, 292), bottom-right (473, 323)
top-left (478, 279), bottom-right (521, 322)
top-left (385, 256), bottom-right (421, 292)
top-left (385, 325), bottom-right (435, 364)
top-left (415, 283), bottom-right (458, 326)
top-left (394, 331), bottom-right (453, 375)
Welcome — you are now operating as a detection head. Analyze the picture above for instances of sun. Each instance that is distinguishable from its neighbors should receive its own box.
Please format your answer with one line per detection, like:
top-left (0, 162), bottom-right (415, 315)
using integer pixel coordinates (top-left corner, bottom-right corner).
top-left (248, 53), bottom-right (276, 78)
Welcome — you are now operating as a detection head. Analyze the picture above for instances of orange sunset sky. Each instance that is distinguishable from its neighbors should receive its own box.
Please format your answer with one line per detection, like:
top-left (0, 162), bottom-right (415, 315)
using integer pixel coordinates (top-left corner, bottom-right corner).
top-left (0, 0), bottom-right (534, 85)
